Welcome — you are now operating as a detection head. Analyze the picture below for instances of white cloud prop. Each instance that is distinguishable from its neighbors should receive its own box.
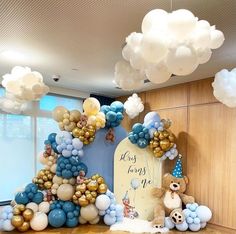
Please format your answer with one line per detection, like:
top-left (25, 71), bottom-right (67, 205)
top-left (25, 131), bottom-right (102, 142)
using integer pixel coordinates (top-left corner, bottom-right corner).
top-left (124, 93), bottom-right (144, 119)
top-left (115, 9), bottom-right (224, 90)
top-left (0, 66), bottom-right (49, 114)
top-left (212, 68), bottom-right (236, 108)
top-left (2, 66), bottom-right (49, 101)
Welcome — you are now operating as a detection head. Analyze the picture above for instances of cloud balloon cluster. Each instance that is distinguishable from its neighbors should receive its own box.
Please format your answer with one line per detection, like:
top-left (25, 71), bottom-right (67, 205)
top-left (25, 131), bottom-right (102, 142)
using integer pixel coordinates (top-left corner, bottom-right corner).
top-left (124, 93), bottom-right (144, 119)
top-left (0, 66), bottom-right (49, 114)
top-left (115, 9), bottom-right (224, 90)
top-left (212, 68), bottom-right (236, 107)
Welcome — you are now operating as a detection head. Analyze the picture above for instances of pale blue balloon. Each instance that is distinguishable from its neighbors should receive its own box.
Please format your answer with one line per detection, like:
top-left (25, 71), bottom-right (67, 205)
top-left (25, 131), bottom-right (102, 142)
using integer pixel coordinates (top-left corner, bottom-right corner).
top-left (62, 149), bottom-right (72, 157)
top-left (104, 214), bottom-right (116, 225)
top-left (176, 220), bottom-right (188, 231)
top-left (194, 217), bottom-right (201, 224)
top-left (148, 128), bottom-right (156, 138)
top-left (2, 220), bottom-right (14, 231)
top-left (189, 223), bottom-right (201, 231)
top-left (164, 217), bottom-right (175, 229)
top-left (110, 211), bottom-right (116, 217)
top-left (99, 210), bottom-right (106, 216)
top-left (143, 112), bottom-right (160, 129)
top-left (190, 212), bottom-right (197, 218)
top-left (72, 138), bottom-right (83, 150)
top-left (187, 217), bottom-right (193, 224)
top-left (130, 178), bottom-right (140, 190)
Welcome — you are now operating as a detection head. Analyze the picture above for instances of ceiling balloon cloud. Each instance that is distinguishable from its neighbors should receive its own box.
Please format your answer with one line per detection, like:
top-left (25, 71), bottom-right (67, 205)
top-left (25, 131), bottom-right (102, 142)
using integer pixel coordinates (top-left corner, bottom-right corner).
top-left (212, 68), bottom-right (236, 108)
top-left (0, 66), bottom-right (49, 114)
top-left (115, 9), bottom-right (224, 90)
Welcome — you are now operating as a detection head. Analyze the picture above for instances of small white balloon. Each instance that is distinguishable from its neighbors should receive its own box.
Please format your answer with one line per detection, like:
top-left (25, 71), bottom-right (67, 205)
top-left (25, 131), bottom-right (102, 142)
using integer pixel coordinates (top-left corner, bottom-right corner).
top-left (38, 202), bottom-right (50, 213)
top-left (26, 202), bottom-right (38, 213)
top-left (210, 29), bottom-right (225, 49)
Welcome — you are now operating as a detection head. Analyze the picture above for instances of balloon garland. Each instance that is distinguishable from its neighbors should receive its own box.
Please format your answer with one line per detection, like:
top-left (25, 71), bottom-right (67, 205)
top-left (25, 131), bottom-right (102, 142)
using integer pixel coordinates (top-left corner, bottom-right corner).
top-left (0, 97), bottom-right (125, 232)
top-left (128, 111), bottom-right (178, 160)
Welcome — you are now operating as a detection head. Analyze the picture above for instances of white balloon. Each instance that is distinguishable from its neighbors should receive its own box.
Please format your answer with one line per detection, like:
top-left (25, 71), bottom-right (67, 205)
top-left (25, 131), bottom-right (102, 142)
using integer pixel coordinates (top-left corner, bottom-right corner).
top-left (130, 50), bottom-right (147, 71)
top-left (80, 204), bottom-right (99, 221)
top-left (122, 45), bottom-right (134, 61)
top-left (141, 32), bottom-right (168, 63)
top-left (197, 48), bottom-right (212, 64)
top-left (192, 28), bottom-right (211, 49)
top-left (38, 202), bottom-right (50, 213)
top-left (57, 184), bottom-right (74, 201)
top-left (166, 45), bottom-right (199, 76)
top-left (26, 202), bottom-right (38, 213)
top-left (196, 206), bottom-right (212, 223)
top-left (126, 32), bottom-right (143, 49)
top-left (95, 195), bottom-right (111, 210)
top-left (145, 63), bottom-right (171, 84)
top-left (142, 9), bottom-right (168, 34)
top-left (89, 216), bottom-right (100, 225)
top-left (168, 9), bottom-right (197, 40)
top-left (30, 212), bottom-right (48, 231)
top-left (210, 29), bottom-right (225, 49)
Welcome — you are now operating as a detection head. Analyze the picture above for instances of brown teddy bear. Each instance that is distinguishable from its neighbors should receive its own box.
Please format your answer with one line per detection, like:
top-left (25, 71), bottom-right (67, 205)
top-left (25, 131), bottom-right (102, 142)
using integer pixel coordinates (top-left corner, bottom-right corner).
top-left (152, 155), bottom-right (195, 228)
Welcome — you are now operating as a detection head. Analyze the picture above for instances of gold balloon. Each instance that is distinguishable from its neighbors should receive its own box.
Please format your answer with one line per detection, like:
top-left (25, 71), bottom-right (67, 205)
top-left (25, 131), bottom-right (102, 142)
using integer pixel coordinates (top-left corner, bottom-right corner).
top-left (72, 127), bottom-right (80, 138)
top-left (17, 221), bottom-right (30, 232)
top-left (17, 204), bottom-right (26, 212)
top-left (22, 209), bottom-right (34, 221)
top-left (44, 181), bottom-right (53, 189)
top-left (79, 196), bottom-right (89, 207)
top-left (98, 183), bottom-right (108, 194)
top-left (13, 207), bottom-right (21, 215)
top-left (97, 177), bottom-right (105, 185)
top-left (77, 184), bottom-right (87, 193)
top-left (91, 191), bottom-right (97, 198)
top-left (11, 215), bottom-right (24, 227)
top-left (87, 181), bottom-right (98, 191)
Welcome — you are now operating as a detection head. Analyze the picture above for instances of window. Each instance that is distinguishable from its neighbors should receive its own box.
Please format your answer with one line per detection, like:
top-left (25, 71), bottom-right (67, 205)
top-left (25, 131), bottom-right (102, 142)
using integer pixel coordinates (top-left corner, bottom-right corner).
top-left (0, 89), bottom-right (83, 202)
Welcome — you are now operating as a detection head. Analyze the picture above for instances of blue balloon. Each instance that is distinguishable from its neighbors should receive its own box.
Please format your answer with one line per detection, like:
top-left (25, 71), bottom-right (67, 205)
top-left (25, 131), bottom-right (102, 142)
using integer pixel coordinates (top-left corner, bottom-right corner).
top-left (143, 112), bottom-right (161, 128)
top-left (110, 101), bottom-right (124, 113)
top-left (62, 202), bottom-right (75, 213)
top-left (137, 138), bottom-right (148, 148)
top-left (104, 214), bottom-right (116, 226)
top-left (176, 220), bottom-right (189, 231)
top-left (48, 133), bottom-right (57, 143)
top-left (48, 209), bottom-right (66, 228)
top-left (189, 223), bottom-right (201, 232)
top-left (66, 217), bottom-right (78, 227)
top-left (52, 142), bottom-right (58, 153)
top-left (130, 178), bottom-right (140, 190)
top-left (32, 192), bottom-right (44, 204)
top-left (106, 111), bottom-right (117, 122)
top-left (15, 192), bottom-right (29, 205)
top-left (101, 105), bottom-right (110, 114)
top-left (132, 123), bottom-right (143, 134)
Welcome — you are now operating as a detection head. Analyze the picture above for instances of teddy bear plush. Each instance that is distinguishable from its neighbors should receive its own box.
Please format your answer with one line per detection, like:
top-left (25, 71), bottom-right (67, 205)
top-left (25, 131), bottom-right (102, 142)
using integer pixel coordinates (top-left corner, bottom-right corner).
top-left (152, 156), bottom-right (195, 228)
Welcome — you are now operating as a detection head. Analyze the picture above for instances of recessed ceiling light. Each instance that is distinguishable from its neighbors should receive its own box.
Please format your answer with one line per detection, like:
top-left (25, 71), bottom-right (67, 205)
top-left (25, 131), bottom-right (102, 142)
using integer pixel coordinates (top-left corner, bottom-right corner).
top-left (0, 50), bottom-right (27, 62)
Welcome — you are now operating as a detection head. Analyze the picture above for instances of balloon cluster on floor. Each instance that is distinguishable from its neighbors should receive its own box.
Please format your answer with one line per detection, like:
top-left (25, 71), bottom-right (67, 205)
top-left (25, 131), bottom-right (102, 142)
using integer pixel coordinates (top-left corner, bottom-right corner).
top-left (128, 111), bottom-right (178, 160)
top-left (0, 97), bottom-right (124, 232)
top-left (114, 9), bottom-right (224, 90)
top-left (212, 68), bottom-right (236, 108)
top-left (0, 66), bottom-right (49, 114)
top-left (165, 203), bottom-right (212, 232)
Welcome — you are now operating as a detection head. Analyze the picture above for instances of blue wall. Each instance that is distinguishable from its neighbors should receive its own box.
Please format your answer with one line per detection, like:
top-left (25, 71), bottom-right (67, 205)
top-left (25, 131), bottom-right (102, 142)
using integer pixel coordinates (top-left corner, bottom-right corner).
top-left (81, 126), bottom-right (127, 191)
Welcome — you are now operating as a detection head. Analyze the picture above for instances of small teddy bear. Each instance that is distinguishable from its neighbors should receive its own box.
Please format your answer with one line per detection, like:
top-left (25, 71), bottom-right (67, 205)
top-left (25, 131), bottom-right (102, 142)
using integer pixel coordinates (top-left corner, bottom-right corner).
top-left (152, 155), bottom-right (195, 228)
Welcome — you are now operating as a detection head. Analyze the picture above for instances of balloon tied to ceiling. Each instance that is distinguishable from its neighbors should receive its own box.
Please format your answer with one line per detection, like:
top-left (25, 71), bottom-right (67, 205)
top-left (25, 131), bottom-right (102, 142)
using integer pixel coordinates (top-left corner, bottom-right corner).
top-left (115, 9), bottom-right (225, 91)
top-left (0, 66), bottom-right (49, 114)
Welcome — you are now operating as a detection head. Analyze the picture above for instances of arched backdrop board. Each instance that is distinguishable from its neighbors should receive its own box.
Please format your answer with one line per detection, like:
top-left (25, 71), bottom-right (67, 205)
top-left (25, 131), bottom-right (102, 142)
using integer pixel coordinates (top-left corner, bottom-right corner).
top-left (81, 126), bottom-right (127, 191)
top-left (114, 137), bottom-right (163, 221)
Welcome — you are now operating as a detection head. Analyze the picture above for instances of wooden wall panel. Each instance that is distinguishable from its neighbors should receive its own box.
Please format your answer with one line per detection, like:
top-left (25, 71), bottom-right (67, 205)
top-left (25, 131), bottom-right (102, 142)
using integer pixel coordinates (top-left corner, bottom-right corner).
top-left (189, 78), bottom-right (218, 105)
top-left (146, 84), bottom-right (188, 110)
top-left (187, 104), bottom-right (236, 229)
top-left (117, 77), bottom-right (236, 230)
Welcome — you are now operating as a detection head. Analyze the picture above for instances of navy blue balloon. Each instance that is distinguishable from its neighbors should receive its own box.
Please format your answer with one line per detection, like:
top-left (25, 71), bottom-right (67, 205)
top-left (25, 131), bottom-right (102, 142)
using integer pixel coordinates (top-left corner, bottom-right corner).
top-left (48, 209), bottom-right (66, 228)
top-left (32, 192), bottom-right (44, 204)
top-left (48, 133), bottom-right (57, 142)
top-left (15, 192), bottom-right (29, 205)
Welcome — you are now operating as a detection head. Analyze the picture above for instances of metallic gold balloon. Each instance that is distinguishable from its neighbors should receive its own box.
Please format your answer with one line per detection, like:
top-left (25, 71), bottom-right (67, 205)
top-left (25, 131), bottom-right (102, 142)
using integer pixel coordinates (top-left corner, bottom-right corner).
top-left (79, 196), bottom-right (89, 207)
top-left (87, 181), bottom-right (98, 191)
top-left (13, 207), bottom-right (21, 215)
top-left (98, 183), bottom-right (108, 194)
top-left (17, 204), bottom-right (26, 212)
top-left (17, 221), bottom-right (30, 232)
top-left (97, 177), bottom-right (105, 185)
top-left (22, 209), bottom-right (34, 221)
top-left (44, 181), bottom-right (53, 189)
top-left (11, 215), bottom-right (24, 227)
top-left (91, 191), bottom-right (97, 197)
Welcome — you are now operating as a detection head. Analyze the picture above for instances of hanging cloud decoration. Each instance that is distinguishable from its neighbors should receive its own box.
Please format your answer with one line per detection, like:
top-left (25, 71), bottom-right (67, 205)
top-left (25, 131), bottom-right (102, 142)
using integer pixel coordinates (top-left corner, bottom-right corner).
top-left (0, 66), bottom-right (49, 114)
top-left (212, 68), bottom-right (236, 108)
top-left (124, 93), bottom-right (144, 119)
top-left (115, 9), bottom-right (224, 90)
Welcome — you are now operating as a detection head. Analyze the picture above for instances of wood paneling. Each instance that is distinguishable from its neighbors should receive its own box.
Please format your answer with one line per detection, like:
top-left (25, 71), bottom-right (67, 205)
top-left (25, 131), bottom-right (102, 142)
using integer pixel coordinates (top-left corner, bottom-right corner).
top-left (146, 84), bottom-right (188, 110)
top-left (189, 78), bottom-right (218, 105)
top-left (187, 104), bottom-right (236, 229)
top-left (117, 77), bottom-right (236, 230)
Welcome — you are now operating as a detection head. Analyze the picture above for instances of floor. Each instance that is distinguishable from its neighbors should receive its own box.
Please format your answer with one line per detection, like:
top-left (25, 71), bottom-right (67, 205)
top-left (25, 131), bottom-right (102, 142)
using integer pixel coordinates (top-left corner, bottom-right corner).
top-left (0, 224), bottom-right (235, 234)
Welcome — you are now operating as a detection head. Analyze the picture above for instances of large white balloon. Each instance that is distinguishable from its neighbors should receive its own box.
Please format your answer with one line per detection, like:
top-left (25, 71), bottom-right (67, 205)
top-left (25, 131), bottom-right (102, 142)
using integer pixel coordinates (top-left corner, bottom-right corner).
top-left (166, 45), bottom-right (199, 76)
top-left (141, 32), bottom-right (168, 63)
top-left (168, 9), bottom-right (197, 40)
top-left (80, 204), bottom-right (99, 221)
top-left (142, 9), bottom-right (168, 34)
top-left (95, 195), bottom-right (111, 211)
top-left (57, 184), bottom-right (74, 201)
top-left (145, 63), bottom-right (171, 84)
top-left (30, 212), bottom-right (48, 231)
